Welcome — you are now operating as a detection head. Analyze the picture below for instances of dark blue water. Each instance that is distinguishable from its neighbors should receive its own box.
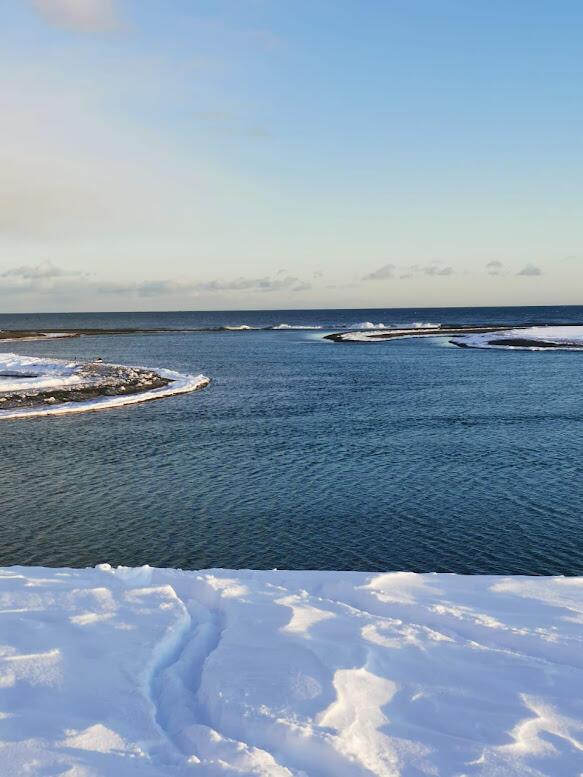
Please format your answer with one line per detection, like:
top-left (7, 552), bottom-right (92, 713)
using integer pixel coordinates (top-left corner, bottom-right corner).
top-left (1, 306), bottom-right (582, 574)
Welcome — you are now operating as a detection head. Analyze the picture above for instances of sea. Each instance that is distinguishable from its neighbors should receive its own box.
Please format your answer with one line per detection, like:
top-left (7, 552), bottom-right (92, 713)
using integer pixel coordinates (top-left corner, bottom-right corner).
top-left (1, 305), bottom-right (582, 574)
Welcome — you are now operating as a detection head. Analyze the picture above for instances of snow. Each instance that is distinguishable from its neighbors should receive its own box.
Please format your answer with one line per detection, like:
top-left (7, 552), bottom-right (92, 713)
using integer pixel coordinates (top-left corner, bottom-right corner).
top-left (338, 330), bottom-right (391, 341)
top-left (0, 567), bottom-right (581, 776)
top-left (451, 326), bottom-right (583, 350)
top-left (334, 328), bottom-right (443, 342)
top-left (0, 353), bottom-right (209, 420)
top-left (333, 324), bottom-right (583, 347)
top-left (0, 353), bottom-right (81, 393)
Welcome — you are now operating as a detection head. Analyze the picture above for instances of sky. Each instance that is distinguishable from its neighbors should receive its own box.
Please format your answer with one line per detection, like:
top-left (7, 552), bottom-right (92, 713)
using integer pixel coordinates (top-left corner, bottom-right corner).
top-left (1, 0), bottom-right (582, 312)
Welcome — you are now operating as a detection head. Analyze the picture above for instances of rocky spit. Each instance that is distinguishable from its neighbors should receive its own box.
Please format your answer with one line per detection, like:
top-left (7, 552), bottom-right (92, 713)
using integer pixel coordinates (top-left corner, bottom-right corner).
top-left (0, 361), bottom-right (172, 411)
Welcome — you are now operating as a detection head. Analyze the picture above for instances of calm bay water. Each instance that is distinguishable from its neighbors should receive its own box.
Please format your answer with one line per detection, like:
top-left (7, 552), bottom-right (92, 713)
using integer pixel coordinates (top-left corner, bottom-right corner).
top-left (1, 305), bottom-right (582, 574)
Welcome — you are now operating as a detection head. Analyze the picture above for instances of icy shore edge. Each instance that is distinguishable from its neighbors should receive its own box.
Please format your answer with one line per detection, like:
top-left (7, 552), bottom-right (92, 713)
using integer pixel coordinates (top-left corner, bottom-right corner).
top-left (0, 352), bottom-right (209, 420)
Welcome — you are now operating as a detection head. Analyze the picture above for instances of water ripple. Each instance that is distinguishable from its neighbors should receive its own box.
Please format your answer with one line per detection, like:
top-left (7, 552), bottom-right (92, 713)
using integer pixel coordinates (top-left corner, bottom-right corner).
top-left (1, 322), bottom-right (583, 574)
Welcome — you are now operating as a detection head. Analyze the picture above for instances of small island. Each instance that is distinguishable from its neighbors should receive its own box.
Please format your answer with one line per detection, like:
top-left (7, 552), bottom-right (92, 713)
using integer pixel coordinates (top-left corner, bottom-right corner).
top-left (0, 353), bottom-right (209, 420)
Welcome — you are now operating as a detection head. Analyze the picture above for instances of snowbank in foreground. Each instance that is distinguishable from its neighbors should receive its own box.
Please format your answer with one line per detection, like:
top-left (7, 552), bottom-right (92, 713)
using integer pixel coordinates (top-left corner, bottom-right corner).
top-left (0, 567), bottom-right (581, 776)
top-left (451, 325), bottom-right (583, 350)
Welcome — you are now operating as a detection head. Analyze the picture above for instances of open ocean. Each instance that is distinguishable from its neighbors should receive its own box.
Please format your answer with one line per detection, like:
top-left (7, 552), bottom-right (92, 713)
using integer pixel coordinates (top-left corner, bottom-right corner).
top-left (1, 305), bottom-right (582, 574)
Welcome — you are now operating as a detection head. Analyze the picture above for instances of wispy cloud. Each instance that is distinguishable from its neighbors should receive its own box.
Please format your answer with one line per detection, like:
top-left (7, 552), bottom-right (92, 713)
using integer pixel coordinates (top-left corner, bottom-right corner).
top-left (363, 264), bottom-right (395, 281)
top-left (486, 260), bottom-right (504, 276)
top-left (94, 280), bottom-right (199, 298)
top-left (517, 264), bottom-right (542, 277)
top-left (364, 263), bottom-right (454, 281)
top-left (1, 261), bottom-right (83, 280)
top-left (0, 266), bottom-right (311, 299)
top-left (195, 275), bottom-right (310, 294)
top-left (30, 0), bottom-right (118, 32)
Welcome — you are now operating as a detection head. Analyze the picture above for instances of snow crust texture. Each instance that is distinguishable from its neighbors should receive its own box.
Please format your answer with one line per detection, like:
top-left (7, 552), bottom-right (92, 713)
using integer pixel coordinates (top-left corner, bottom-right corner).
top-left (0, 567), bottom-right (582, 776)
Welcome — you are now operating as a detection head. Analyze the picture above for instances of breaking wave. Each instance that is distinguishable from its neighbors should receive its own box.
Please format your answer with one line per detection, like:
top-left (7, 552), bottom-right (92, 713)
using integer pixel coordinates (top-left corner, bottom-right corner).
top-left (351, 321), bottom-right (441, 331)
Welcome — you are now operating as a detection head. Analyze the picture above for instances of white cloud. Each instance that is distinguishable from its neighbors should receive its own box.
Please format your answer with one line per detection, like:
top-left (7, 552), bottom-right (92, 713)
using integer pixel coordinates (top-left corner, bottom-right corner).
top-left (364, 263), bottom-right (454, 281)
top-left (30, 0), bottom-right (117, 32)
top-left (0, 267), bottom-right (311, 300)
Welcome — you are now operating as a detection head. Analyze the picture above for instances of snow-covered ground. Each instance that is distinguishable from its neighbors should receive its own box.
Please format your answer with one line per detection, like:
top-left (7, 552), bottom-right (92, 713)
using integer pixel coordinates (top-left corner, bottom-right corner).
top-left (0, 353), bottom-right (209, 420)
top-left (0, 567), bottom-right (581, 776)
top-left (451, 326), bottom-right (583, 350)
top-left (330, 327), bottom-right (444, 342)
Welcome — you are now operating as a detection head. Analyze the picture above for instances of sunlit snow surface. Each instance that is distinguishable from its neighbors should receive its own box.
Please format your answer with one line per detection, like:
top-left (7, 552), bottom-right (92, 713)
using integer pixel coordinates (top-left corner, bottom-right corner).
top-left (451, 326), bottom-right (583, 350)
top-left (0, 353), bottom-right (209, 420)
top-left (0, 567), bottom-right (582, 776)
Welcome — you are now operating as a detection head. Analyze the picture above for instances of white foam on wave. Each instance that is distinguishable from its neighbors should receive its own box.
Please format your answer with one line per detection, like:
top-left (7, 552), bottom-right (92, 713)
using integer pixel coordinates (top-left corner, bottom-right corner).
top-left (270, 323), bottom-right (323, 330)
top-left (0, 353), bottom-right (209, 420)
top-left (353, 321), bottom-right (386, 329)
top-left (351, 321), bottom-right (441, 331)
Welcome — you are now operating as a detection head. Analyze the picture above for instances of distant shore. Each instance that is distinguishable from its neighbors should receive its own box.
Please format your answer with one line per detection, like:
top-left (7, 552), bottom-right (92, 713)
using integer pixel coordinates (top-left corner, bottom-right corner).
top-left (0, 325), bottom-right (323, 341)
top-left (0, 328), bottom-right (182, 342)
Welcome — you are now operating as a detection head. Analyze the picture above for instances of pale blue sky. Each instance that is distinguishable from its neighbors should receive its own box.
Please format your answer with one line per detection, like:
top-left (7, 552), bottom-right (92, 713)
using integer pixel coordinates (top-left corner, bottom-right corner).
top-left (1, 0), bottom-right (582, 311)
